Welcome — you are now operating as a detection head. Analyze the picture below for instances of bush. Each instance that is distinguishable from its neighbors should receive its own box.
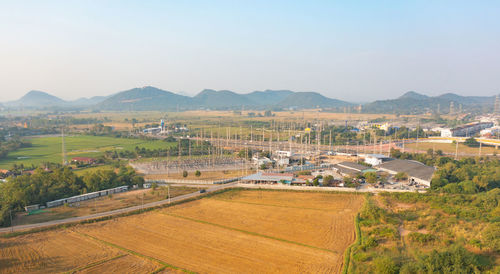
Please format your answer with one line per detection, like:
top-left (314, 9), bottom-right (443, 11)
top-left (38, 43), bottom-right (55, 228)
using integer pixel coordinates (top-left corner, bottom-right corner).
top-left (408, 232), bottom-right (436, 244)
top-left (182, 170), bottom-right (188, 177)
top-left (394, 172), bottom-right (408, 181)
top-left (195, 170), bottom-right (201, 177)
top-left (373, 256), bottom-right (399, 274)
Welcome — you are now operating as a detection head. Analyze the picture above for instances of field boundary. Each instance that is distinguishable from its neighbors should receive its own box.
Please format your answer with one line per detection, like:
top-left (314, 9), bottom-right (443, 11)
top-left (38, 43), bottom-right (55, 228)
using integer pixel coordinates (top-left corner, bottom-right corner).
top-left (342, 214), bottom-right (362, 274)
top-left (212, 197), bottom-right (343, 212)
top-left (64, 253), bottom-right (127, 274)
top-left (76, 231), bottom-right (196, 274)
top-left (162, 212), bottom-right (337, 254)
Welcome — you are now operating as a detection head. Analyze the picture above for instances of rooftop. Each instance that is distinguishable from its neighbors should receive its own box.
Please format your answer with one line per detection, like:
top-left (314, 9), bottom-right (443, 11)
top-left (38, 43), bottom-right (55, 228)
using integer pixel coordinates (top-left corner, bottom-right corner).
top-left (377, 159), bottom-right (435, 182)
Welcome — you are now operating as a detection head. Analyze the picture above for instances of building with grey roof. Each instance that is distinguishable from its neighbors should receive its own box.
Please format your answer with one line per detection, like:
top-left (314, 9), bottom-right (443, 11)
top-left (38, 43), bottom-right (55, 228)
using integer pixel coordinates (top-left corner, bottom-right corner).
top-left (377, 159), bottom-right (435, 187)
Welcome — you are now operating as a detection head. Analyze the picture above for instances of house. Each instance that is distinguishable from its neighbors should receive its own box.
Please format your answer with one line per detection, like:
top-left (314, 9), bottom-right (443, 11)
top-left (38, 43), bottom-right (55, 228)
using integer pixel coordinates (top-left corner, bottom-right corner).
top-left (72, 157), bottom-right (97, 164)
top-left (377, 159), bottom-right (435, 187)
top-left (240, 172), bottom-right (294, 184)
top-left (363, 154), bottom-right (393, 166)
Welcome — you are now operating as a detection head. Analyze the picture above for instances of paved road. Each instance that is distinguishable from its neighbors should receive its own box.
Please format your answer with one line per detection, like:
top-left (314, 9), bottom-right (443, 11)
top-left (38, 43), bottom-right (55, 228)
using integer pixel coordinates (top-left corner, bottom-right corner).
top-left (0, 182), bottom-right (237, 234)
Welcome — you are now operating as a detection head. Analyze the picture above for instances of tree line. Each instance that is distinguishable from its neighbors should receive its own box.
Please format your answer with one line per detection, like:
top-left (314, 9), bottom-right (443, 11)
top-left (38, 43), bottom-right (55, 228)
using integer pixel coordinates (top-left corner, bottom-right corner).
top-left (0, 166), bottom-right (144, 227)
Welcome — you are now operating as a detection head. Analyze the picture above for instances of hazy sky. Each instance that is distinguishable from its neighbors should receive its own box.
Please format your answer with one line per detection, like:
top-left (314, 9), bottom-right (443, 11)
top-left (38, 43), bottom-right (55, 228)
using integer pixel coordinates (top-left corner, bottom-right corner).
top-left (1, 1), bottom-right (499, 102)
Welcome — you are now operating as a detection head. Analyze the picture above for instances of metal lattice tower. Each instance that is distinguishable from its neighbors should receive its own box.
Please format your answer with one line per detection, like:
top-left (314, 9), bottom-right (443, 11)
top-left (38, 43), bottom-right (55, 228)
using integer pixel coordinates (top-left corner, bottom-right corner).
top-left (449, 101), bottom-right (455, 115)
top-left (494, 94), bottom-right (500, 114)
top-left (61, 127), bottom-right (67, 166)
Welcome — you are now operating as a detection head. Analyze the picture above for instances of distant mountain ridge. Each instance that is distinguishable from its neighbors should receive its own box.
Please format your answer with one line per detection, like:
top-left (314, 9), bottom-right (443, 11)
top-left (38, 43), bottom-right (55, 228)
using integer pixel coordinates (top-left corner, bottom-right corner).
top-left (5, 90), bottom-right (109, 108)
top-left (95, 86), bottom-right (354, 111)
top-left (3, 88), bottom-right (498, 113)
top-left (363, 91), bottom-right (496, 114)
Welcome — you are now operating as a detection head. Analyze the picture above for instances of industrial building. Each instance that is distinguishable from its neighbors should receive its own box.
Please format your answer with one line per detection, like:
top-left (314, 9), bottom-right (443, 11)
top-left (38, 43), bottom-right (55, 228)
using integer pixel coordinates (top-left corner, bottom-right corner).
top-left (440, 122), bottom-right (494, 137)
top-left (377, 159), bottom-right (435, 187)
top-left (45, 186), bottom-right (128, 208)
top-left (240, 173), bottom-right (294, 184)
top-left (363, 154), bottom-right (392, 166)
top-left (332, 162), bottom-right (376, 177)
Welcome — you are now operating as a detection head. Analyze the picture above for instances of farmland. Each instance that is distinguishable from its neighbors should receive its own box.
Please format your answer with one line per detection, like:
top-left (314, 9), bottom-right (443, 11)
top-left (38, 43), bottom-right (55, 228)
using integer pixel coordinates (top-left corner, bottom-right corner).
top-left (1, 190), bottom-right (364, 273)
top-left (404, 141), bottom-right (498, 155)
top-left (0, 135), bottom-right (175, 169)
top-left (0, 229), bottom-right (163, 273)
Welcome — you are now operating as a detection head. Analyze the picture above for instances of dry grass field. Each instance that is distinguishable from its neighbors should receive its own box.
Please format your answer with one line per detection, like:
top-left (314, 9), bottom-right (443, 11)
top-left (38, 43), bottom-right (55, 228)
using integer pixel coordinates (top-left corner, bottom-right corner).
top-left (0, 230), bottom-right (162, 273)
top-left (1, 190), bottom-right (364, 273)
top-left (405, 142), bottom-right (499, 155)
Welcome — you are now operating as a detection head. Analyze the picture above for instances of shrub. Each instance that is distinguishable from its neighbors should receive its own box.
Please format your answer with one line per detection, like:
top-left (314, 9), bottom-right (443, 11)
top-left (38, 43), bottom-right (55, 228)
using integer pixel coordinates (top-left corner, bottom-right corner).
top-left (182, 170), bottom-right (188, 177)
top-left (373, 256), bottom-right (399, 274)
top-left (408, 232), bottom-right (436, 244)
top-left (195, 170), bottom-right (201, 177)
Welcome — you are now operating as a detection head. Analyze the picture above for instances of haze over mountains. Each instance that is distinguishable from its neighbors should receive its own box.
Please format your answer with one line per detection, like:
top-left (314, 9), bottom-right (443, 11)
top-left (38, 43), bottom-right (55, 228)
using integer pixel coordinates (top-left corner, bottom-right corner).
top-left (2, 87), bottom-right (497, 114)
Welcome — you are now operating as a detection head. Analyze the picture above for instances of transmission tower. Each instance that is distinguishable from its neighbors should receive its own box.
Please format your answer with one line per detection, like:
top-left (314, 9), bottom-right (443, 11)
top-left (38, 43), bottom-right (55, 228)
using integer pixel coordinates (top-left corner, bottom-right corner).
top-left (494, 94), bottom-right (500, 114)
top-left (449, 101), bottom-right (455, 115)
top-left (61, 127), bottom-right (67, 166)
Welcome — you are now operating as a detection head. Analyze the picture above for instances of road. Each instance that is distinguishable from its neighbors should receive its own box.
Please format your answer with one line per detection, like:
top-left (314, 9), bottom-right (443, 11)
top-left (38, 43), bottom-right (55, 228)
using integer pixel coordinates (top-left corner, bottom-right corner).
top-left (0, 182), bottom-right (237, 234)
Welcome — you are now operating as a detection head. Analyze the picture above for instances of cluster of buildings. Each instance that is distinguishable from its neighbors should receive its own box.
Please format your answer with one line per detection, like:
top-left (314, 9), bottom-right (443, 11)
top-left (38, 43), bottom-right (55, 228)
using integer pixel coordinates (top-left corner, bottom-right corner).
top-left (142, 120), bottom-right (189, 135)
top-left (242, 148), bottom-right (435, 188)
top-left (439, 122), bottom-right (494, 137)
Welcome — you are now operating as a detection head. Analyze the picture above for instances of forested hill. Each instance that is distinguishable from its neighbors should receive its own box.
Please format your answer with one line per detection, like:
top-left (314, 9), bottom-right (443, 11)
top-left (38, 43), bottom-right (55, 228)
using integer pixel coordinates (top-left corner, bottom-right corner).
top-left (3, 88), bottom-right (497, 113)
top-left (362, 91), bottom-right (496, 114)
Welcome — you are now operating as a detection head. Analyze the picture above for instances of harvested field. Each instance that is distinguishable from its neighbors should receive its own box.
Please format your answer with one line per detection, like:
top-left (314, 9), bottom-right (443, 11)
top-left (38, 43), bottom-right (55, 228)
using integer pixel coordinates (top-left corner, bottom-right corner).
top-left (2, 190), bottom-right (364, 273)
top-left (75, 254), bottom-right (160, 274)
top-left (0, 230), bottom-right (122, 273)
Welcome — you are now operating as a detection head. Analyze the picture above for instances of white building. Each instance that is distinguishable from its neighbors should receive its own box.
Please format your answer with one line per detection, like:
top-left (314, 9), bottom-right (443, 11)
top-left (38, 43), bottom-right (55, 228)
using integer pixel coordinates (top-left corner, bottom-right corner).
top-left (364, 154), bottom-right (392, 166)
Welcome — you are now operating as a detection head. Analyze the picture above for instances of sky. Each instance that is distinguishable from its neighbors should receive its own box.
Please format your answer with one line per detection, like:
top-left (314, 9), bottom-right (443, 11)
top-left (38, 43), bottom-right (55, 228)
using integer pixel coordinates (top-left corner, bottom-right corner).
top-left (0, 0), bottom-right (499, 102)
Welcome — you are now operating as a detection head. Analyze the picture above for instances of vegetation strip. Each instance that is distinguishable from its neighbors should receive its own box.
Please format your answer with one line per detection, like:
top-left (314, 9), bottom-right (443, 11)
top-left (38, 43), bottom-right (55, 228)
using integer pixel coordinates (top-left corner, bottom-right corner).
top-left (342, 214), bottom-right (362, 274)
top-left (162, 212), bottom-right (337, 254)
top-left (63, 254), bottom-right (127, 274)
top-left (76, 231), bottom-right (196, 274)
top-left (213, 198), bottom-right (341, 212)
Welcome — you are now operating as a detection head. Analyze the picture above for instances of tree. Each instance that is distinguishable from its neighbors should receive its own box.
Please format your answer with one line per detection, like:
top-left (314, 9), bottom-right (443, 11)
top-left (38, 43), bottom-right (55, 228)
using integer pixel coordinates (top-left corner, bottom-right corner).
top-left (323, 175), bottom-right (335, 186)
top-left (464, 137), bottom-right (479, 147)
top-left (395, 172), bottom-right (408, 181)
top-left (182, 170), bottom-right (188, 178)
top-left (195, 170), bottom-right (201, 177)
top-left (365, 172), bottom-right (378, 184)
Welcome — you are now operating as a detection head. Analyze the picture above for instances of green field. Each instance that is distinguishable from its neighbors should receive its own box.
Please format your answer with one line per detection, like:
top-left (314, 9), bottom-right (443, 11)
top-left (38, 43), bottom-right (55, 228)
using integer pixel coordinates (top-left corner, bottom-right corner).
top-left (0, 135), bottom-right (175, 169)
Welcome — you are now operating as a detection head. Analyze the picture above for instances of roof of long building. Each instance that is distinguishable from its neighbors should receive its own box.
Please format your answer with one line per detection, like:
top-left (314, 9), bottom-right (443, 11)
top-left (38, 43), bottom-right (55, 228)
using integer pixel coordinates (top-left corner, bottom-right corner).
top-left (377, 159), bottom-right (435, 182)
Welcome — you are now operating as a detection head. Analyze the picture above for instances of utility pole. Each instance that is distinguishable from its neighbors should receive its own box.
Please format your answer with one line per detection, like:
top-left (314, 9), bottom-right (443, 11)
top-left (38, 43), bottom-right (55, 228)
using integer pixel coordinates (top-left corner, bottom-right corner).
top-left (455, 140), bottom-right (459, 160)
top-left (10, 209), bottom-right (13, 233)
top-left (168, 185), bottom-right (171, 203)
top-left (61, 127), bottom-right (67, 166)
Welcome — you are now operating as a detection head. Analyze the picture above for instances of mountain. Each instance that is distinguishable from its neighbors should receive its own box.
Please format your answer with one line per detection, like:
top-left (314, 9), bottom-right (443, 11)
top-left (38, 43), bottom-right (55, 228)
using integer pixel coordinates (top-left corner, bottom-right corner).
top-left (96, 86), bottom-right (192, 111)
top-left (70, 95), bottom-right (109, 106)
top-left (6, 90), bottom-right (67, 107)
top-left (244, 90), bottom-right (294, 105)
top-left (398, 91), bottom-right (429, 100)
top-left (193, 89), bottom-right (254, 108)
top-left (277, 92), bottom-right (353, 108)
top-left (363, 91), bottom-right (495, 114)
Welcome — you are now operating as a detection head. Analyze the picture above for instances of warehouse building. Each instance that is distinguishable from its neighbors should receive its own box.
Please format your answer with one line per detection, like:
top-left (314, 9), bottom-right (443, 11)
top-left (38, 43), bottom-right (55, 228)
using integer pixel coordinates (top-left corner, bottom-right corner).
top-left (240, 172), bottom-right (294, 184)
top-left (45, 186), bottom-right (128, 208)
top-left (377, 159), bottom-right (435, 187)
